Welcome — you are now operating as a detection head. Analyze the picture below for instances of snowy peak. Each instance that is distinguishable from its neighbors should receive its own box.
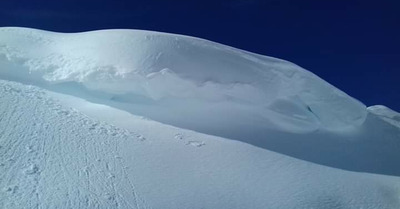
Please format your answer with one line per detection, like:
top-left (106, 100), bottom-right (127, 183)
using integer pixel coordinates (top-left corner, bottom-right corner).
top-left (0, 27), bottom-right (366, 135)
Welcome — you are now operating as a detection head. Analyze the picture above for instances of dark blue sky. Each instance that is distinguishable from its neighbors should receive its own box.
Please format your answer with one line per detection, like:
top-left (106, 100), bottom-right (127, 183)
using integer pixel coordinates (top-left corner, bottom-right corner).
top-left (1, 0), bottom-right (399, 111)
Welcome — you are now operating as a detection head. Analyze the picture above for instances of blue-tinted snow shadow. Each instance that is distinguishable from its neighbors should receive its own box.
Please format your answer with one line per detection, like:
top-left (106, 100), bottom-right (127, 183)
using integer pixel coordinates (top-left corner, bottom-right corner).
top-left (50, 82), bottom-right (400, 177)
top-left (3, 77), bottom-right (399, 177)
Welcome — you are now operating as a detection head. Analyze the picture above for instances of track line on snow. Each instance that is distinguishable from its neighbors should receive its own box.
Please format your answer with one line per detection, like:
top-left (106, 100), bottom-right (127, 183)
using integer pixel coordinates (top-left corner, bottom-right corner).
top-left (0, 81), bottom-right (153, 208)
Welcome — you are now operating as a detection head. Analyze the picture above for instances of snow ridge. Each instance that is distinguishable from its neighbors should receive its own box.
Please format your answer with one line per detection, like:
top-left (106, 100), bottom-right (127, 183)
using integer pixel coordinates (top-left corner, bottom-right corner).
top-left (1, 27), bottom-right (400, 209)
top-left (0, 27), bottom-right (366, 136)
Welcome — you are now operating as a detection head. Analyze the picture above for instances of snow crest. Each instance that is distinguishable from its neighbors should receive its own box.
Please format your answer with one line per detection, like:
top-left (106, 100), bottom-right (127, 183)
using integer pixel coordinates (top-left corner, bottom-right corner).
top-left (368, 105), bottom-right (400, 128)
top-left (0, 27), bottom-right (367, 135)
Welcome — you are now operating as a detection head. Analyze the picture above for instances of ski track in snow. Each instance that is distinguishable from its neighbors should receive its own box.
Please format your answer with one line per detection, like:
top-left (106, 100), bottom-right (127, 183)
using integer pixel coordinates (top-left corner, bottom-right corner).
top-left (0, 81), bottom-right (150, 209)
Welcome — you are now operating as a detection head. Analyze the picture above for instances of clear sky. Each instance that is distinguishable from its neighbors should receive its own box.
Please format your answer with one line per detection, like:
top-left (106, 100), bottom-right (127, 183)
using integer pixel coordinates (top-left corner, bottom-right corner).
top-left (1, 0), bottom-right (399, 111)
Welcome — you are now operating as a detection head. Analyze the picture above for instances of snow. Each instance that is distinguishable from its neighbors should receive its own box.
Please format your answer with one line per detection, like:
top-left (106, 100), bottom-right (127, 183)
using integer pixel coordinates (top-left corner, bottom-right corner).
top-left (368, 105), bottom-right (400, 128)
top-left (0, 27), bottom-right (367, 136)
top-left (1, 79), bottom-right (400, 209)
top-left (0, 27), bottom-right (400, 208)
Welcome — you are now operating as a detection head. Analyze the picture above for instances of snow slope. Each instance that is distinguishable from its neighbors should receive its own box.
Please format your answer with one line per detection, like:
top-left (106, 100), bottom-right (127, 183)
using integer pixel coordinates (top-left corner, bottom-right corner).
top-left (0, 27), bottom-right (400, 208)
top-left (1, 80), bottom-right (400, 209)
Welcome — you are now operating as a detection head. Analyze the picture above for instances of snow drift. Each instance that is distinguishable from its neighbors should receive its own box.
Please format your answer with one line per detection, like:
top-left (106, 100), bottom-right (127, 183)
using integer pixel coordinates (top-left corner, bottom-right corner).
top-left (0, 27), bottom-right (367, 136)
top-left (0, 27), bottom-right (399, 209)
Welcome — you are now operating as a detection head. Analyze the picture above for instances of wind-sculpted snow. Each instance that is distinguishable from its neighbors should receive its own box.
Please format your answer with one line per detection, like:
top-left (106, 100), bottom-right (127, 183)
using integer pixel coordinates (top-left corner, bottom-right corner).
top-left (1, 28), bottom-right (400, 208)
top-left (1, 79), bottom-right (399, 209)
top-left (0, 27), bottom-right (367, 136)
top-left (368, 105), bottom-right (400, 128)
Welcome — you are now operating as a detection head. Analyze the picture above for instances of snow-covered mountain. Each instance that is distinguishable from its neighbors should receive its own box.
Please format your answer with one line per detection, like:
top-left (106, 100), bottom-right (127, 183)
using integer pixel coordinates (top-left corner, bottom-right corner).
top-left (0, 27), bottom-right (399, 209)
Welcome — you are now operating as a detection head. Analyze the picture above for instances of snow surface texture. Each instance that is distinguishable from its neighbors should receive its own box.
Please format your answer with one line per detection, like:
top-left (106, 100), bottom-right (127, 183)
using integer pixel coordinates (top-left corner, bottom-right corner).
top-left (0, 27), bottom-right (367, 136)
top-left (0, 27), bottom-right (400, 208)
top-left (368, 105), bottom-right (400, 129)
top-left (1, 80), bottom-right (400, 209)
